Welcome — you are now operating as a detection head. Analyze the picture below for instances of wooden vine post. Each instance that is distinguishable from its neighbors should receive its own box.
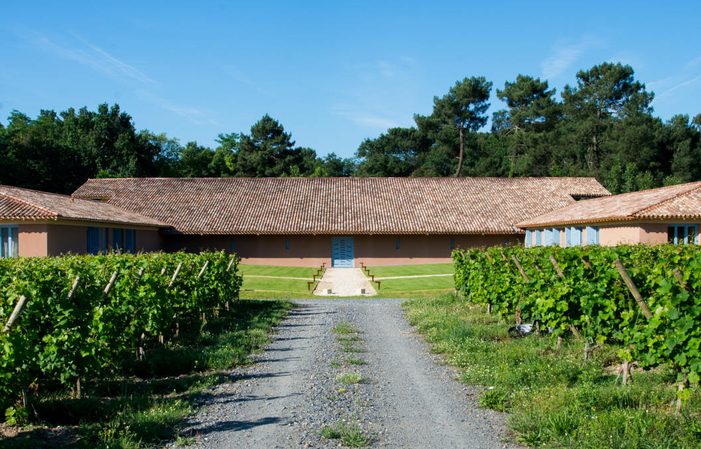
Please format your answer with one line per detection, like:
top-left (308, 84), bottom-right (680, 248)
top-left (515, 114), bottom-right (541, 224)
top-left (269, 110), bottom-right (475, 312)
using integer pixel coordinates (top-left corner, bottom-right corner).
top-left (612, 258), bottom-right (653, 386)
top-left (548, 255), bottom-right (566, 349)
top-left (225, 257), bottom-right (236, 311)
top-left (65, 276), bottom-right (83, 398)
top-left (99, 270), bottom-right (119, 304)
top-left (511, 254), bottom-right (528, 325)
top-left (673, 267), bottom-right (690, 411)
top-left (613, 259), bottom-right (652, 319)
top-left (3, 295), bottom-right (29, 333)
top-left (3, 294), bottom-right (33, 407)
top-left (135, 266), bottom-right (146, 360)
top-left (198, 261), bottom-right (209, 324)
top-left (168, 263), bottom-right (184, 339)
top-left (485, 253), bottom-right (492, 313)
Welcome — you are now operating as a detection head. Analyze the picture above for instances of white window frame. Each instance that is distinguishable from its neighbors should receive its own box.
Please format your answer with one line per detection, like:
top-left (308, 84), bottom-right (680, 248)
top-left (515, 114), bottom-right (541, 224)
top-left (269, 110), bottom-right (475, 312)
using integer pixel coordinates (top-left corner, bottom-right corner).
top-left (0, 226), bottom-right (19, 258)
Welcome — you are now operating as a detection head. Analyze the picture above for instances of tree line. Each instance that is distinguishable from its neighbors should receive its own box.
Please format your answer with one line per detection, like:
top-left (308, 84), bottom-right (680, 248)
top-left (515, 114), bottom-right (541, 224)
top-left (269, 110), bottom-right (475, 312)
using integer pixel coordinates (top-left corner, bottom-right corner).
top-left (1, 62), bottom-right (699, 195)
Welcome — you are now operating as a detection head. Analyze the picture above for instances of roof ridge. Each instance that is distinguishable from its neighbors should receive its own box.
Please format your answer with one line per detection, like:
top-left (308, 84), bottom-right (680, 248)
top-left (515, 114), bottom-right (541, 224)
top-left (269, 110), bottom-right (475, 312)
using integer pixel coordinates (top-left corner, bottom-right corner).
top-left (632, 182), bottom-right (701, 217)
top-left (0, 192), bottom-right (58, 218)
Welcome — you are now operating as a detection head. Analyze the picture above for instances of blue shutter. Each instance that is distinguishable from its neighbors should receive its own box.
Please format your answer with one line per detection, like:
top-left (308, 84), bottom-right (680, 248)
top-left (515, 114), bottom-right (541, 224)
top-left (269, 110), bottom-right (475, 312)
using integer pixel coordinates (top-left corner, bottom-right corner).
top-left (450, 238), bottom-right (455, 250)
top-left (125, 230), bottom-right (135, 254)
top-left (396, 238), bottom-right (400, 250)
top-left (285, 239), bottom-right (290, 250)
top-left (231, 238), bottom-right (236, 251)
top-left (525, 230), bottom-right (532, 247)
top-left (0, 227), bottom-right (6, 257)
top-left (113, 229), bottom-right (123, 251)
top-left (585, 226), bottom-right (599, 246)
top-left (553, 228), bottom-right (560, 247)
top-left (543, 229), bottom-right (552, 246)
top-left (571, 227), bottom-right (582, 246)
top-left (87, 227), bottom-right (100, 255)
top-left (565, 228), bottom-right (572, 247)
top-left (535, 230), bottom-right (542, 246)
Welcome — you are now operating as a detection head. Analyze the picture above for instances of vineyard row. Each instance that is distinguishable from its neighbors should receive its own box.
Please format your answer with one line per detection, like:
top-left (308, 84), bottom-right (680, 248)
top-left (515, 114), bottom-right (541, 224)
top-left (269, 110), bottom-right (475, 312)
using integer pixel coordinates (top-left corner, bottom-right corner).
top-left (0, 251), bottom-right (243, 407)
top-left (453, 245), bottom-right (701, 404)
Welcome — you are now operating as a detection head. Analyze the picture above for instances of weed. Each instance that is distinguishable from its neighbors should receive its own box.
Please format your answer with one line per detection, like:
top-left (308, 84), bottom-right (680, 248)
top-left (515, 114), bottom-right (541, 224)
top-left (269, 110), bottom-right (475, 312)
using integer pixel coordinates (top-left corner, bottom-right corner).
top-left (336, 371), bottom-right (364, 385)
top-left (341, 423), bottom-right (371, 447)
top-left (330, 361), bottom-right (342, 368)
top-left (333, 322), bottom-right (361, 334)
top-left (339, 345), bottom-right (364, 353)
top-left (345, 358), bottom-right (366, 366)
top-left (336, 335), bottom-right (363, 342)
top-left (320, 422), bottom-right (370, 447)
top-left (320, 425), bottom-right (342, 439)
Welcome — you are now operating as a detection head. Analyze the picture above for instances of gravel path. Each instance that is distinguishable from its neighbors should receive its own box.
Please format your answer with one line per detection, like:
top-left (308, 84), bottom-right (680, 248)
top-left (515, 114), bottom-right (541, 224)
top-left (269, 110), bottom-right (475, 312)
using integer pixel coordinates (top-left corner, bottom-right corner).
top-left (182, 299), bottom-right (517, 448)
top-left (314, 269), bottom-right (377, 296)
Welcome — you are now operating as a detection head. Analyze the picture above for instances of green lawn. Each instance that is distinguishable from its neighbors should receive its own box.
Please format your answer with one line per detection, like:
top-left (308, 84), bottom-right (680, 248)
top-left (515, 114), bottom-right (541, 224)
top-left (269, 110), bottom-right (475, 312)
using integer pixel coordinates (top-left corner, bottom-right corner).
top-left (242, 277), bottom-right (314, 293)
top-left (366, 263), bottom-right (454, 278)
top-left (378, 276), bottom-right (453, 292)
top-left (238, 264), bottom-right (319, 278)
top-left (237, 263), bottom-right (456, 299)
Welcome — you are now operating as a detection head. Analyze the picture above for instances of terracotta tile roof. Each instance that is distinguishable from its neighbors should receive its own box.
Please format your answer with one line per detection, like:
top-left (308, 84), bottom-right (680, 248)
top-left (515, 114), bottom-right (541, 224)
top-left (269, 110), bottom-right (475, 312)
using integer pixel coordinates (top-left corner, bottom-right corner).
top-left (73, 177), bottom-right (610, 235)
top-left (0, 185), bottom-right (167, 227)
top-left (517, 181), bottom-right (701, 228)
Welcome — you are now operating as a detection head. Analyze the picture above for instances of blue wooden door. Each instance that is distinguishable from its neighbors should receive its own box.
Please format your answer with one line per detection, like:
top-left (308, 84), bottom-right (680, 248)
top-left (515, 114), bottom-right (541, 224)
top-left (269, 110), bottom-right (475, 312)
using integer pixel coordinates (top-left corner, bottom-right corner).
top-left (332, 237), bottom-right (354, 267)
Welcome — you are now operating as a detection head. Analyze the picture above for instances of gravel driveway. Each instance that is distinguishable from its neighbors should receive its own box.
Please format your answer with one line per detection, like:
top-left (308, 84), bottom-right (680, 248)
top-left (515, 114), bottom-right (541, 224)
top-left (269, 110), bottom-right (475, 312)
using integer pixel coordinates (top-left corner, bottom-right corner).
top-left (183, 299), bottom-right (517, 448)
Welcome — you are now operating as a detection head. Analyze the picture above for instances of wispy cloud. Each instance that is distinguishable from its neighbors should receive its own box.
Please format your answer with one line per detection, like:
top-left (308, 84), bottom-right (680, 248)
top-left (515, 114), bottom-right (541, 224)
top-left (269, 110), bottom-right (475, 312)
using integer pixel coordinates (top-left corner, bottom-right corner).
top-left (135, 90), bottom-right (218, 126)
top-left (30, 32), bottom-right (154, 85)
top-left (687, 54), bottom-right (701, 68)
top-left (330, 105), bottom-right (406, 130)
top-left (656, 74), bottom-right (701, 99)
top-left (540, 36), bottom-right (603, 79)
top-left (330, 57), bottom-right (420, 132)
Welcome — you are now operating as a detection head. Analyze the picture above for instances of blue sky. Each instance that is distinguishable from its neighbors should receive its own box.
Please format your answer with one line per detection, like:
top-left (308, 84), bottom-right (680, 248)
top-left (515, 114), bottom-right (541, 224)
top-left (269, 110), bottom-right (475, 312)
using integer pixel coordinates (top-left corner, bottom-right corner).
top-left (1, 1), bottom-right (700, 158)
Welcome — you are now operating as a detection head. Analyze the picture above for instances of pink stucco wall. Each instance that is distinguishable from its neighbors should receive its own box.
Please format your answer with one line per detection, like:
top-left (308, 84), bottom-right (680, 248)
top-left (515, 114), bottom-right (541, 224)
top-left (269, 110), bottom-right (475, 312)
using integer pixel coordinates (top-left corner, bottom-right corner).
top-left (18, 224), bottom-right (49, 257)
top-left (163, 233), bottom-right (523, 267)
top-left (6, 222), bottom-right (162, 257)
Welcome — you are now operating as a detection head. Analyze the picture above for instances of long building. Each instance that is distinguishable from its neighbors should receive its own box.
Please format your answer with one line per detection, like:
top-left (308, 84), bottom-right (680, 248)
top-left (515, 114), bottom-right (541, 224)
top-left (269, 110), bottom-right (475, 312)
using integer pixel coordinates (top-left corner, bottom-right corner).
top-left (69, 177), bottom-right (610, 266)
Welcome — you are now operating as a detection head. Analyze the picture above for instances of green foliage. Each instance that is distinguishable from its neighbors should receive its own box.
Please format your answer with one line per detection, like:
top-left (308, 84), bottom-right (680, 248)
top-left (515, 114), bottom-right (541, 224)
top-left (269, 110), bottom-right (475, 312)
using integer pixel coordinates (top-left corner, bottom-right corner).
top-left (0, 251), bottom-right (242, 408)
top-left (453, 244), bottom-right (701, 393)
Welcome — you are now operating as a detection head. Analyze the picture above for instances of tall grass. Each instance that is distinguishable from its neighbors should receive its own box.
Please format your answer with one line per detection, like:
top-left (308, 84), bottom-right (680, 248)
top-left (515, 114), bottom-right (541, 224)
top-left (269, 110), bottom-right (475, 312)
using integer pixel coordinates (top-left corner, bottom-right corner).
top-left (403, 294), bottom-right (701, 448)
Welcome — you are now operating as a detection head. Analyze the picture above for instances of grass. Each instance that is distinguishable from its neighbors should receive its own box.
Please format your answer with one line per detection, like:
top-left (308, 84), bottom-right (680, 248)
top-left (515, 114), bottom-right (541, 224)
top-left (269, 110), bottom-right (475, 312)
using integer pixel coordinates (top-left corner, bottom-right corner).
top-left (237, 264), bottom-right (318, 278)
top-left (365, 263), bottom-right (454, 278)
top-left (3, 300), bottom-right (294, 448)
top-left (241, 277), bottom-right (313, 293)
top-left (377, 276), bottom-right (453, 292)
top-left (320, 422), bottom-right (371, 447)
top-left (403, 294), bottom-right (701, 448)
